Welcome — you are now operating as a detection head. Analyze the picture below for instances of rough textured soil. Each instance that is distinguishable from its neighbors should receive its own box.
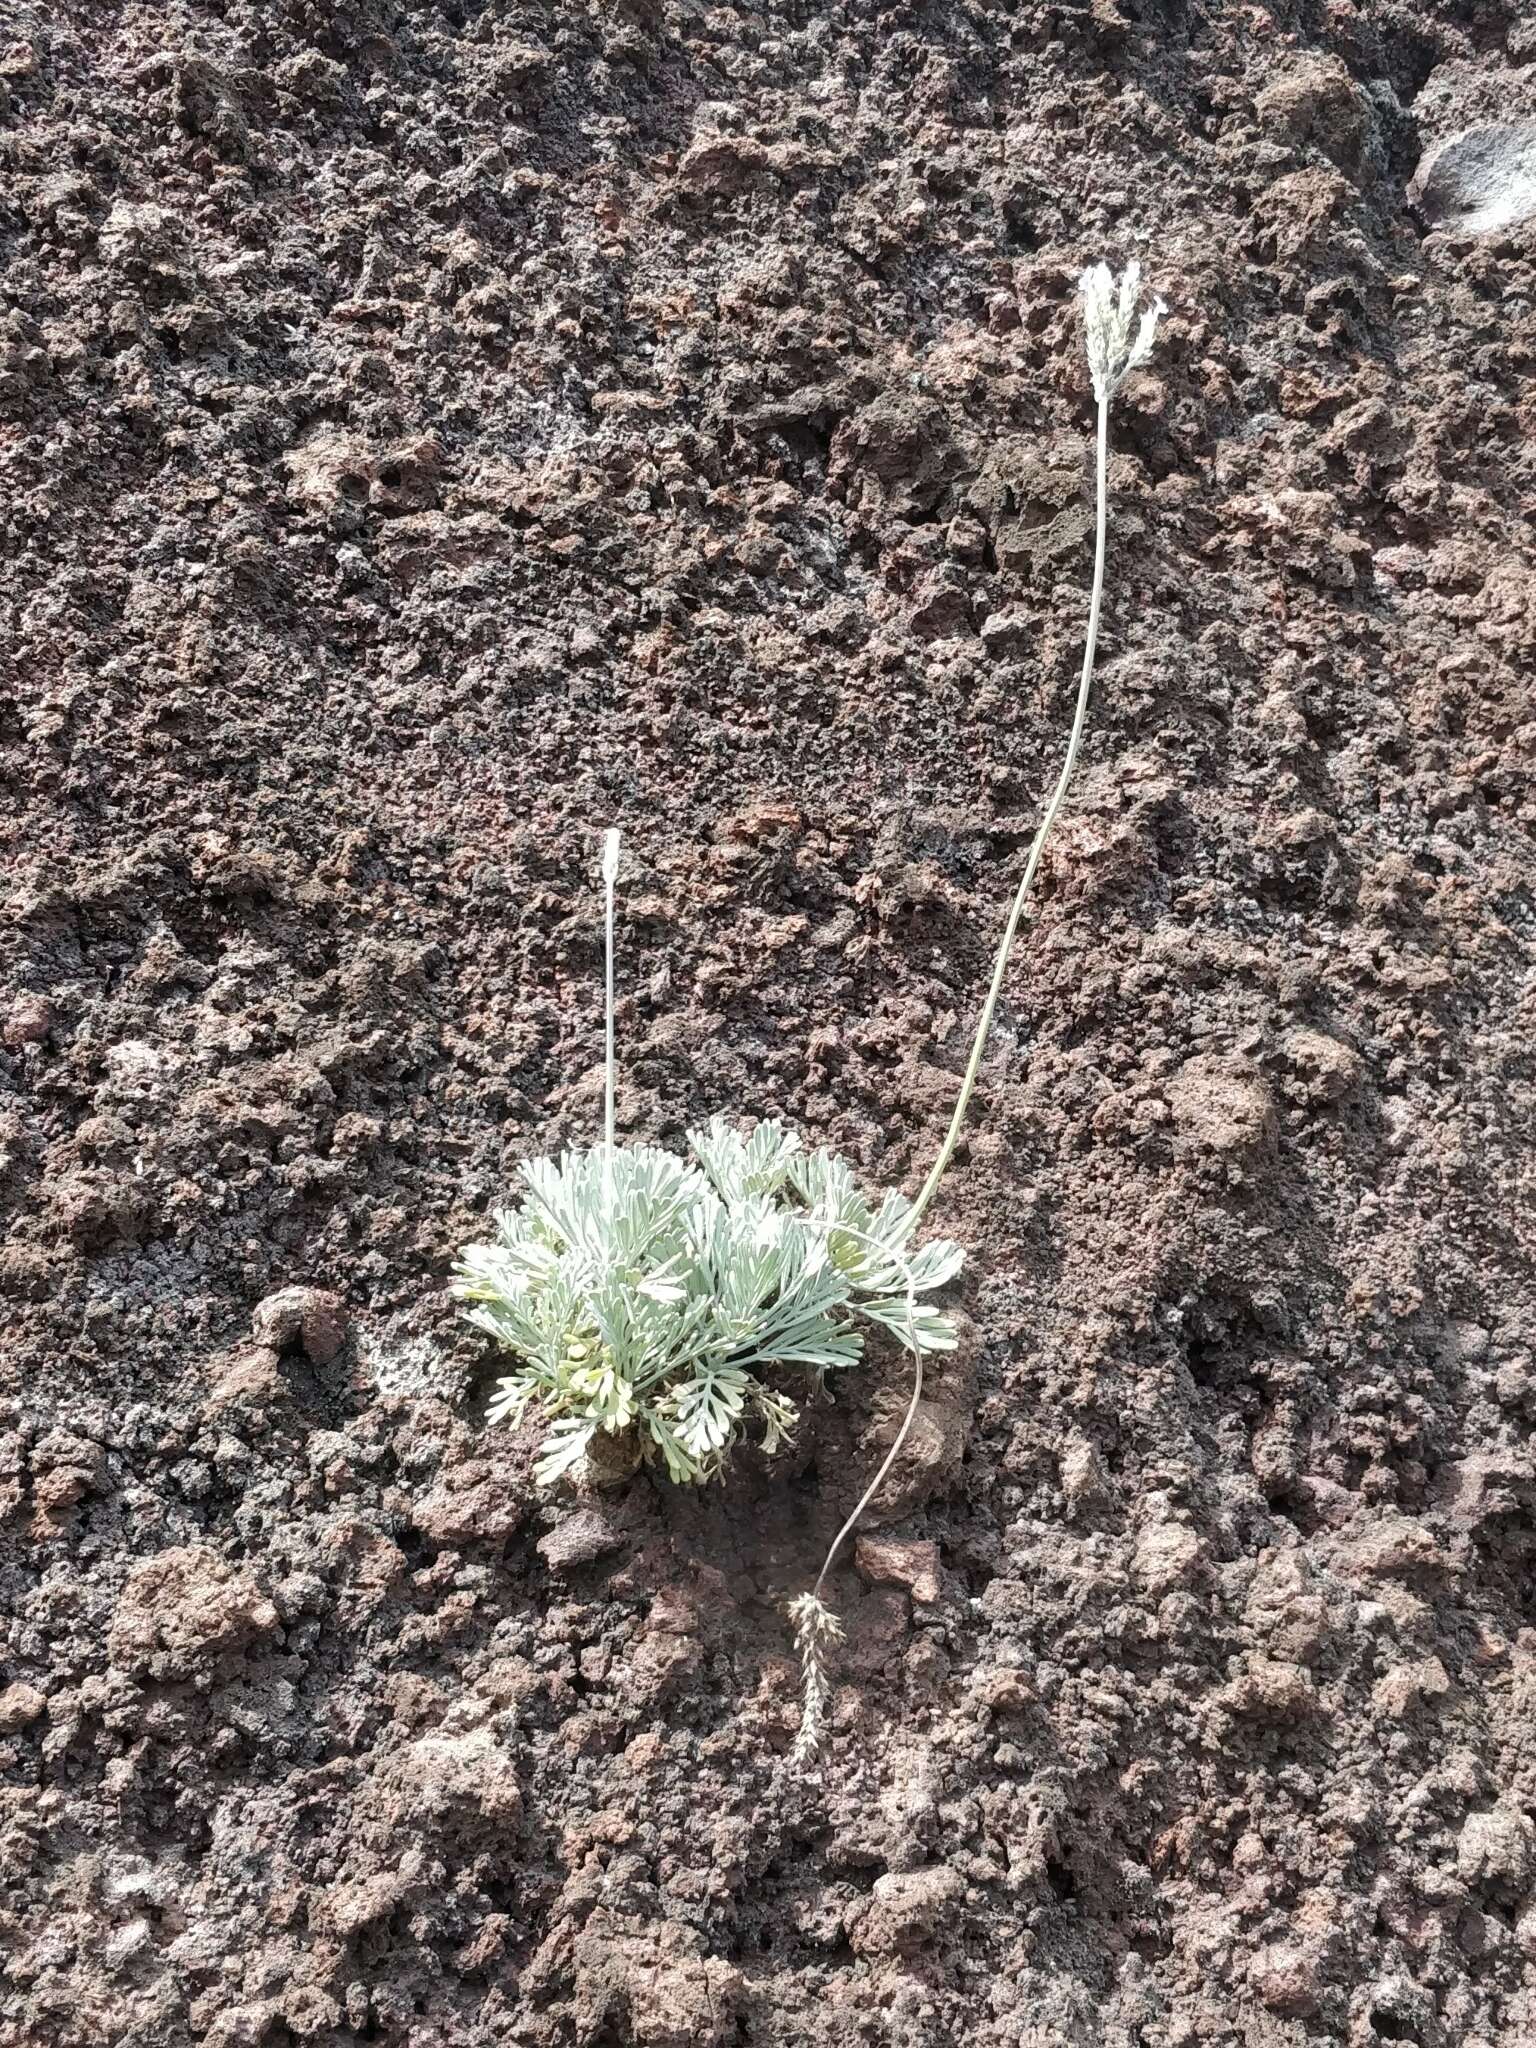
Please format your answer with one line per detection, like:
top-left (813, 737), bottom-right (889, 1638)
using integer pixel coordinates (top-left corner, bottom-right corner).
top-left (5, 3), bottom-right (1536, 2044)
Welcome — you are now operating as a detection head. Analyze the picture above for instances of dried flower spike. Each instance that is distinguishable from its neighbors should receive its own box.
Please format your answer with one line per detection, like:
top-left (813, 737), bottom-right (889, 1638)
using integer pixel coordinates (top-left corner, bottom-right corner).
top-left (787, 1591), bottom-right (844, 1763)
top-left (1079, 258), bottom-right (1165, 404)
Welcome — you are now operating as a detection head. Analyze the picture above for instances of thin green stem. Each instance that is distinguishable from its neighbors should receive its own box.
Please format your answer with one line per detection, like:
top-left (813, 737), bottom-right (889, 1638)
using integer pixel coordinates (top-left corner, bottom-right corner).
top-left (907, 392), bottom-right (1111, 1231)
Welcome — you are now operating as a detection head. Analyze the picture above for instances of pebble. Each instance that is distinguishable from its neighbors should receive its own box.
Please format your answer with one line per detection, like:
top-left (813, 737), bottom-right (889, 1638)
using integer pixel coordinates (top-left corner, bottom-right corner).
top-left (1134, 1520), bottom-right (1204, 1594)
top-left (251, 1286), bottom-right (348, 1364)
top-left (855, 1535), bottom-right (941, 1604)
top-left (1410, 121), bottom-right (1536, 236)
top-left (536, 1508), bottom-right (624, 1573)
top-left (1457, 1802), bottom-right (1536, 1888)
top-left (1249, 1942), bottom-right (1321, 2018)
top-left (2, 996), bottom-right (54, 1050)
top-left (0, 1682), bottom-right (46, 1731)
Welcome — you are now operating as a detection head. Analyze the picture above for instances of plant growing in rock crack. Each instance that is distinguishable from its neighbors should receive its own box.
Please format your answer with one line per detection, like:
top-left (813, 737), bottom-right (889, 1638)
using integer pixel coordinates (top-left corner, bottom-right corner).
top-left (454, 261), bottom-right (1164, 1762)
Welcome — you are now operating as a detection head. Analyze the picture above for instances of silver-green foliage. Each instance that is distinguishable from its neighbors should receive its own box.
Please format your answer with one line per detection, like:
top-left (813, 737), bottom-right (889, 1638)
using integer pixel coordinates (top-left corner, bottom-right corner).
top-left (452, 1117), bottom-right (963, 1486)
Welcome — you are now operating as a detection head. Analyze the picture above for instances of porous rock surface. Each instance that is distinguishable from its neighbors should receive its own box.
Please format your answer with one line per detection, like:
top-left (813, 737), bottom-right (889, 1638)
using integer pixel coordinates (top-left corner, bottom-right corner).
top-left (4, 3), bottom-right (1536, 2044)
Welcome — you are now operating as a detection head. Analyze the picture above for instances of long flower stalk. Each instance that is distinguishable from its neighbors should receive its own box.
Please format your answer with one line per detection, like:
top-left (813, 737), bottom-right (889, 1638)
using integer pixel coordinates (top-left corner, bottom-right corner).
top-left (789, 1231), bottom-right (923, 1763)
top-left (789, 261), bottom-right (1165, 1765)
top-left (905, 261), bottom-right (1163, 1232)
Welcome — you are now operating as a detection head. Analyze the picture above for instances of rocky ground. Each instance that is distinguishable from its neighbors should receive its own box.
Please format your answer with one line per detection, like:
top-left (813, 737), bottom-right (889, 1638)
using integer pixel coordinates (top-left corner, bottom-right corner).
top-left (5, 2), bottom-right (1536, 2043)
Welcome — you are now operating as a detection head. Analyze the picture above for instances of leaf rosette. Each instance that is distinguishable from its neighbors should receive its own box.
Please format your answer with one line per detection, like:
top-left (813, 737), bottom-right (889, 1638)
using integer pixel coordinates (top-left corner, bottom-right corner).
top-left (453, 1117), bottom-right (963, 1486)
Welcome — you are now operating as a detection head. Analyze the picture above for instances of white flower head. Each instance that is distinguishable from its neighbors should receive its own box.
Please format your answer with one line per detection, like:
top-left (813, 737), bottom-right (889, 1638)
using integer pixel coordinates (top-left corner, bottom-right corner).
top-left (1079, 258), bottom-right (1166, 404)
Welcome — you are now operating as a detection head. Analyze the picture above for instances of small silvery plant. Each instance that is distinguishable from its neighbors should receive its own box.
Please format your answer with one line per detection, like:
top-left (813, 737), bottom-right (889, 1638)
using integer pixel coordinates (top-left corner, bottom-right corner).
top-left (452, 831), bottom-right (962, 1489)
top-left (456, 257), bottom-right (1163, 1764)
top-left (453, 1110), bottom-right (962, 1487)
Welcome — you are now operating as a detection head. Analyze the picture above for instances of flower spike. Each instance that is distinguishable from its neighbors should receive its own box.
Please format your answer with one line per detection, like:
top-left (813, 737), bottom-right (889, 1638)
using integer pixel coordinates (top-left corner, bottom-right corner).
top-left (1079, 258), bottom-right (1166, 404)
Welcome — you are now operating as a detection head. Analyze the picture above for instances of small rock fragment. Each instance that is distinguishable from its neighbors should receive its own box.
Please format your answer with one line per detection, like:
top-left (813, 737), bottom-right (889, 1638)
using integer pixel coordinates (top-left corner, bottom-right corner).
top-left (582, 1426), bottom-right (644, 1488)
top-left (1367, 1977), bottom-right (1435, 2039)
top-left (971, 1665), bottom-right (1033, 1716)
top-left (1250, 1942), bottom-right (1321, 2018)
top-left (537, 1508), bottom-right (624, 1573)
top-left (252, 1285), bottom-right (348, 1363)
top-left (1496, 1357), bottom-right (1536, 1417)
top-left (1255, 55), bottom-right (1369, 172)
top-left (978, 605), bottom-right (1033, 655)
top-left (1338, 1512), bottom-right (1447, 1581)
top-left (1060, 1433), bottom-right (1111, 1518)
top-left (414, 1450), bottom-right (528, 1547)
top-left (103, 1039), bottom-right (168, 1089)
top-left (624, 1625), bottom-right (702, 1705)
top-left (281, 1988), bottom-right (341, 2038)
top-left (1438, 1452), bottom-right (1534, 1531)
top-left (1409, 121), bottom-right (1536, 236)
top-left (1280, 1027), bottom-right (1362, 1105)
top-left (855, 1535), bottom-right (941, 1604)
top-left (0, 1681), bottom-right (46, 1731)
top-left (676, 133), bottom-right (771, 198)
top-left (205, 1345), bottom-right (286, 1414)
top-left (1134, 1520), bottom-right (1204, 1594)
top-left (1457, 1801), bottom-right (1536, 1888)
top-left (2, 996), bottom-right (54, 1049)
top-left (570, 1922), bottom-right (741, 2047)
top-left (371, 1728), bottom-right (522, 1827)
top-left (48, 1169), bottom-right (156, 1248)
top-left (851, 1866), bottom-right (964, 1956)
top-left (867, 1394), bottom-right (971, 1518)
top-left (1218, 1659), bottom-right (1322, 1720)
top-left (104, 1917), bottom-right (153, 1968)
top-left (1167, 1054), bottom-right (1275, 1157)
top-left (108, 1546), bottom-right (280, 1678)
top-left (1373, 1657), bottom-right (1451, 1720)
top-left (561, 1709), bottom-right (623, 1757)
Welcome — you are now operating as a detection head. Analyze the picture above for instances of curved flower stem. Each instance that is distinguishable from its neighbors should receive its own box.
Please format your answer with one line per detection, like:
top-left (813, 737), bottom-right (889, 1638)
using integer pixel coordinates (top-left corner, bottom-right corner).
top-left (790, 1222), bottom-right (925, 1762)
top-left (811, 1344), bottom-right (922, 1605)
top-left (906, 391), bottom-right (1111, 1232)
top-left (807, 1219), bottom-right (926, 1600)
